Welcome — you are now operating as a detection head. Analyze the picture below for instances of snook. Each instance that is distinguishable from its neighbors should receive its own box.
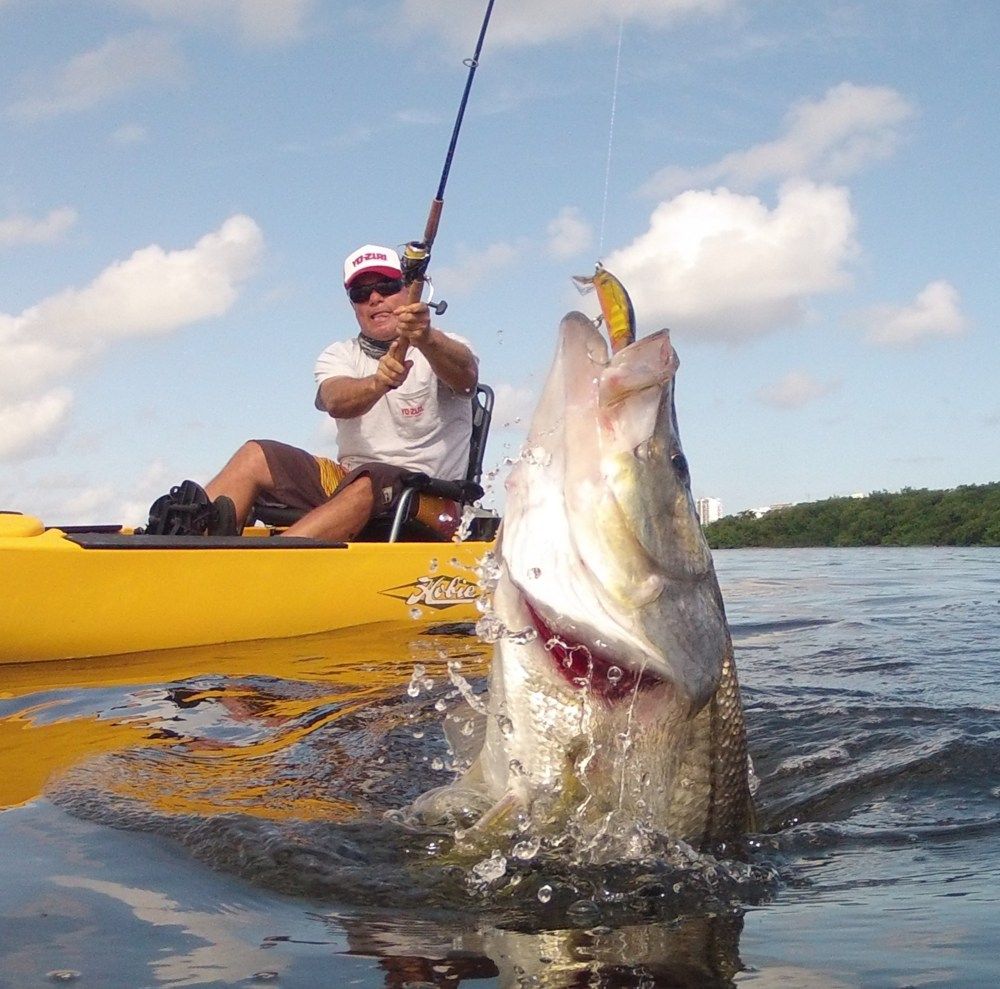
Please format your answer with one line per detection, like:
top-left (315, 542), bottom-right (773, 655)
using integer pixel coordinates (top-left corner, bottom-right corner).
top-left (427, 313), bottom-right (753, 852)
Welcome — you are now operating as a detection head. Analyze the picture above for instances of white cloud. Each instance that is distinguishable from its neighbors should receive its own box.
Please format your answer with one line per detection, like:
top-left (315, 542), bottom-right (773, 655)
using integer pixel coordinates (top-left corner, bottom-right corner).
top-left (0, 460), bottom-right (180, 528)
top-left (756, 370), bottom-right (838, 409)
top-left (10, 214), bottom-right (264, 350)
top-left (0, 207), bottom-right (78, 247)
top-left (546, 206), bottom-right (593, 260)
top-left (0, 389), bottom-right (73, 460)
top-left (114, 0), bottom-right (315, 46)
top-left (6, 31), bottom-right (187, 120)
top-left (111, 122), bottom-right (149, 146)
top-left (0, 332), bottom-right (81, 401)
top-left (434, 241), bottom-right (522, 296)
top-left (400, 0), bottom-right (731, 49)
top-left (863, 280), bottom-right (966, 347)
top-left (492, 381), bottom-right (537, 429)
top-left (644, 83), bottom-right (915, 197)
top-left (603, 180), bottom-right (857, 341)
top-left (0, 215), bottom-right (264, 460)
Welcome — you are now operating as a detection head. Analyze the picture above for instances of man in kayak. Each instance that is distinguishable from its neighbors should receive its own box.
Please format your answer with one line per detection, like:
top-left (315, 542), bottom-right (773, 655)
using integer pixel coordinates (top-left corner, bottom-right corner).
top-left (146, 243), bottom-right (479, 540)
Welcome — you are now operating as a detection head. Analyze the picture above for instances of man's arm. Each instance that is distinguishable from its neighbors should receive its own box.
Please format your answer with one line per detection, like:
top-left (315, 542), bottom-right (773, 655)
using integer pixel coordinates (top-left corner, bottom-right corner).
top-left (395, 303), bottom-right (479, 395)
top-left (316, 342), bottom-right (413, 417)
top-left (316, 374), bottom-right (386, 418)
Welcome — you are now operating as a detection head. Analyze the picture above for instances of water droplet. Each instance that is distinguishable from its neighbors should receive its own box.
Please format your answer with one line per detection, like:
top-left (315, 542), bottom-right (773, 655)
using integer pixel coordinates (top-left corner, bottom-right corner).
top-left (251, 973), bottom-right (280, 984)
top-left (471, 850), bottom-right (508, 884)
top-left (508, 758), bottom-right (525, 776)
top-left (476, 614), bottom-right (506, 643)
top-left (497, 715), bottom-right (514, 737)
top-left (506, 626), bottom-right (538, 645)
top-left (434, 698), bottom-right (448, 712)
top-left (428, 558), bottom-right (439, 573)
top-left (606, 665), bottom-right (623, 684)
top-left (566, 899), bottom-right (601, 925)
top-left (524, 446), bottom-right (552, 467)
top-left (537, 884), bottom-right (553, 903)
top-left (431, 757), bottom-right (445, 771)
top-left (47, 974), bottom-right (80, 984)
top-left (512, 836), bottom-right (541, 860)
top-left (409, 606), bottom-right (424, 620)
top-left (407, 664), bottom-right (427, 698)
top-left (412, 730), bottom-right (425, 739)
top-left (528, 567), bottom-right (541, 579)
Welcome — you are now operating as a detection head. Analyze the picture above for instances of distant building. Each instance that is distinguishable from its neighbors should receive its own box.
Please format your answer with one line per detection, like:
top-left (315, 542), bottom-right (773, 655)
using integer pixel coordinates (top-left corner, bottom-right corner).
top-left (697, 497), bottom-right (723, 525)
top-left (751, 503), bottom-right (792, 518)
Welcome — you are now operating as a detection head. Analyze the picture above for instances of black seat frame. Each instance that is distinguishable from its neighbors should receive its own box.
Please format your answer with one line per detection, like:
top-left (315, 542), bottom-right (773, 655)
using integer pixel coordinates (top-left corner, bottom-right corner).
top-left (252, 383), bottom-right (495, 543)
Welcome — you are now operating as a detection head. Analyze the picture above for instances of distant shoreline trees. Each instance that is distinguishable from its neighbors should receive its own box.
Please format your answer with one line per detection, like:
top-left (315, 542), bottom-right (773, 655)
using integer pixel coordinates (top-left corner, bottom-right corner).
top-left (704, 483), bottom-right (1000, 548)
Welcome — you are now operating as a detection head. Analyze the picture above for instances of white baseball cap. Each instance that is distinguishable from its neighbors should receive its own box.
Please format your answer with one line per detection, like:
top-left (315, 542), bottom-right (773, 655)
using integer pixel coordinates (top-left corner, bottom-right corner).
top-left (343, 244), bottom-right (402, 287)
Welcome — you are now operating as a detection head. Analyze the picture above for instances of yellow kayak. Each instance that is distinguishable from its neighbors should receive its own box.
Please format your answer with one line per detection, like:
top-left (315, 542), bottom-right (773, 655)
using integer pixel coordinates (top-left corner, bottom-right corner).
top-left (0, 512), bottom-right (492, 664)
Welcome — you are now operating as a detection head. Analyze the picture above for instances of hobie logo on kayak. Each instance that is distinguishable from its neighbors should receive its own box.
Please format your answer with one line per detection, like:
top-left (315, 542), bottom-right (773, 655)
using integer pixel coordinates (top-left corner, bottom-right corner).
top-left (382, 574), bottom-right (480, 609)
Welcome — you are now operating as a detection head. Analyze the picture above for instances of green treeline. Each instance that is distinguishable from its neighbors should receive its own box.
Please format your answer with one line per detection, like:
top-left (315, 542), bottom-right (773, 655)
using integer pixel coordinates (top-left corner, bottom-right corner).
top-left (705, 483), bottom-right (1000, 548)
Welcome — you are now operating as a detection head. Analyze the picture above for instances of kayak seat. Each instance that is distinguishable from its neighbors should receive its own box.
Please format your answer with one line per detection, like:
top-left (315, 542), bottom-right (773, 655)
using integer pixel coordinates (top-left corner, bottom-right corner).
top-left (251, 383), bottom-right (498, 543)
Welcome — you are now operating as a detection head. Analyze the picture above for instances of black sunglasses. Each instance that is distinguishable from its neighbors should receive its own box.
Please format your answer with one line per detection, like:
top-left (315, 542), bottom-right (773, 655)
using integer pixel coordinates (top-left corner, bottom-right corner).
top-left (347, 278), bottom-right (405, 304)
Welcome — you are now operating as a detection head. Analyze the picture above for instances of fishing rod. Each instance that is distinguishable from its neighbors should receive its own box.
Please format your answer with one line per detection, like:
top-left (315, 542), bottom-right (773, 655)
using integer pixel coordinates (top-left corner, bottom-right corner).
top-left (398, 0), bottom-right (496, 335)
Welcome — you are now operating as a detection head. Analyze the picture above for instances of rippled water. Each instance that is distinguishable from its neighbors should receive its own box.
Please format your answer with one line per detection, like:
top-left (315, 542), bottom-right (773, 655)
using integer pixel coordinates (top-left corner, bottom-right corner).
top-left (1, 548), bottom-right (998, 987)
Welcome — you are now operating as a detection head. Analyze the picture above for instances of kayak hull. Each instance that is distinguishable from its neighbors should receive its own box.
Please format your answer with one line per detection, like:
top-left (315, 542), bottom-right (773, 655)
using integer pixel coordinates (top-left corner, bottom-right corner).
top-left (1, 514), bottom-right (490, 664)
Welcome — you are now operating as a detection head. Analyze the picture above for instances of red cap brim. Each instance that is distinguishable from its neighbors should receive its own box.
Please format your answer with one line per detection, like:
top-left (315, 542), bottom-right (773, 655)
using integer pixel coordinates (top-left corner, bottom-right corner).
top-left (344, 264), bottom-right (402, 287)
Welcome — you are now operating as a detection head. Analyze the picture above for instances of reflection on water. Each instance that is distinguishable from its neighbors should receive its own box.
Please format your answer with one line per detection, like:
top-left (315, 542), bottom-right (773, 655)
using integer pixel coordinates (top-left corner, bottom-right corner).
top-left (1, 621), bottom-right (489, 816)
top-left (1, 549), bottom-right (999, 987)
top-left (330, 909), bottom-right (745, 988)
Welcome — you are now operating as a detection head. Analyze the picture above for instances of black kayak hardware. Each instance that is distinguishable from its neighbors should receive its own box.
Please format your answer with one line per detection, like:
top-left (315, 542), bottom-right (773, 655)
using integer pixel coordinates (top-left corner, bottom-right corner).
top-left (143, 480), bottom-right (237, 537)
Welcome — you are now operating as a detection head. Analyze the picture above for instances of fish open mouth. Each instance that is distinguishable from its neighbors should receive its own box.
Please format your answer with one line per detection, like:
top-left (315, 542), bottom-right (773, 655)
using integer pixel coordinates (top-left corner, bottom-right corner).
top-left (525, 601), bottom-right (665, 702)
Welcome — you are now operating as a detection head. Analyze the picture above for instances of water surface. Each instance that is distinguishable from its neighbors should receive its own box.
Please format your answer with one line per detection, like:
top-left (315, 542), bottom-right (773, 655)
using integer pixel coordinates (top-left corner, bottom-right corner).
top-left (1, 548), bottom-right (998, 987)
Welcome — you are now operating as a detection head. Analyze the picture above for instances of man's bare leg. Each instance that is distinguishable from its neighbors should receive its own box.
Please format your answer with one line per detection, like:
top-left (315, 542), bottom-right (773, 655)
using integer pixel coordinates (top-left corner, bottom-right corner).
top-left (205, 441), bottom-right (275, 525)
top-left (282, 475), bottom-right (375, 541)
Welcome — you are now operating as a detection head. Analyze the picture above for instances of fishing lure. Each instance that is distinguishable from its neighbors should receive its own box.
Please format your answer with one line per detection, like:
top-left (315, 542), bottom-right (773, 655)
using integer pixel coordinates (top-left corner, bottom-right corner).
top-left (572, 262), bottom-right (636, 353)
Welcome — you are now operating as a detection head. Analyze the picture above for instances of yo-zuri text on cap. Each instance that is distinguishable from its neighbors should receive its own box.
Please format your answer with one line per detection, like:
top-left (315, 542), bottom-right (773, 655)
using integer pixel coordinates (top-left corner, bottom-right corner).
top-left (343, 244), bottom-right (402, 287)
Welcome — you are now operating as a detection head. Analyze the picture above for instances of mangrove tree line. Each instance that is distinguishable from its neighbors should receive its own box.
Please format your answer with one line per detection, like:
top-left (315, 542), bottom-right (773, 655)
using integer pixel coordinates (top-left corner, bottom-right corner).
top-left (704, 483), bottom-right (1000, 548)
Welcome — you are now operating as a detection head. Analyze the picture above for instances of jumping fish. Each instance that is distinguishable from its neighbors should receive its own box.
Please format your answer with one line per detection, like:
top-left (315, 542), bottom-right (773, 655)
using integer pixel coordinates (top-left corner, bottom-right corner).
top-left (572, 262), bottom-right (636, 353)
top-left (417, 303), bottom-right (754, 854)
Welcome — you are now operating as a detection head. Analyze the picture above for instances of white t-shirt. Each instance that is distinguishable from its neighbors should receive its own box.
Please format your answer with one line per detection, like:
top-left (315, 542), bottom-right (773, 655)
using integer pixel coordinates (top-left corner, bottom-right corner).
top-left (314, 333), bottom-right (478, 480)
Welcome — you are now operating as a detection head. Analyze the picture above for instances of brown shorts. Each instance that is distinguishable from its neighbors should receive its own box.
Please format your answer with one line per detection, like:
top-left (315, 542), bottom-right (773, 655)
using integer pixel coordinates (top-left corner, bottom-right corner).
top-left (254, 439), bottom-right (460, 536)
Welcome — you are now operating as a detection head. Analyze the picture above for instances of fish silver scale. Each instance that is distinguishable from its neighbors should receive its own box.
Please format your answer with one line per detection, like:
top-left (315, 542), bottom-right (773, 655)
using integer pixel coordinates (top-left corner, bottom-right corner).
top-left (414, 311), bottom-right (754, 852)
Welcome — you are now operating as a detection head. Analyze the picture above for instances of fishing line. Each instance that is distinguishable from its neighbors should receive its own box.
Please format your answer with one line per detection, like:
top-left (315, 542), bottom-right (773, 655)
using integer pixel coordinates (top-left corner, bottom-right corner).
top-left (598, 15), bottom-right (626, 258)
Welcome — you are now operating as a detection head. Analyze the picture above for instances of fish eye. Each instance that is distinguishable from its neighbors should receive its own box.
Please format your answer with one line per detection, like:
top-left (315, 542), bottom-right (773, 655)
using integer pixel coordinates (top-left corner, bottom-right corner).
top-left (671, 452), bottom-right (690, 484)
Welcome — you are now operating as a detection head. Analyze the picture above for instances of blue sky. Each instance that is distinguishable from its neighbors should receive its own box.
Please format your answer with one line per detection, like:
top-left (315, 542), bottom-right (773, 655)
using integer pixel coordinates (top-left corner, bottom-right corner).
top-left (1, 0), bottom-right (997, 524)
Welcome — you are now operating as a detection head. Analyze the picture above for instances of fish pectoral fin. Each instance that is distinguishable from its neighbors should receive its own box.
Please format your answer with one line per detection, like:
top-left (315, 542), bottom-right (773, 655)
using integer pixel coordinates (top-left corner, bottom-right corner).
top-left (447, 790), bottom-right (527, 859)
